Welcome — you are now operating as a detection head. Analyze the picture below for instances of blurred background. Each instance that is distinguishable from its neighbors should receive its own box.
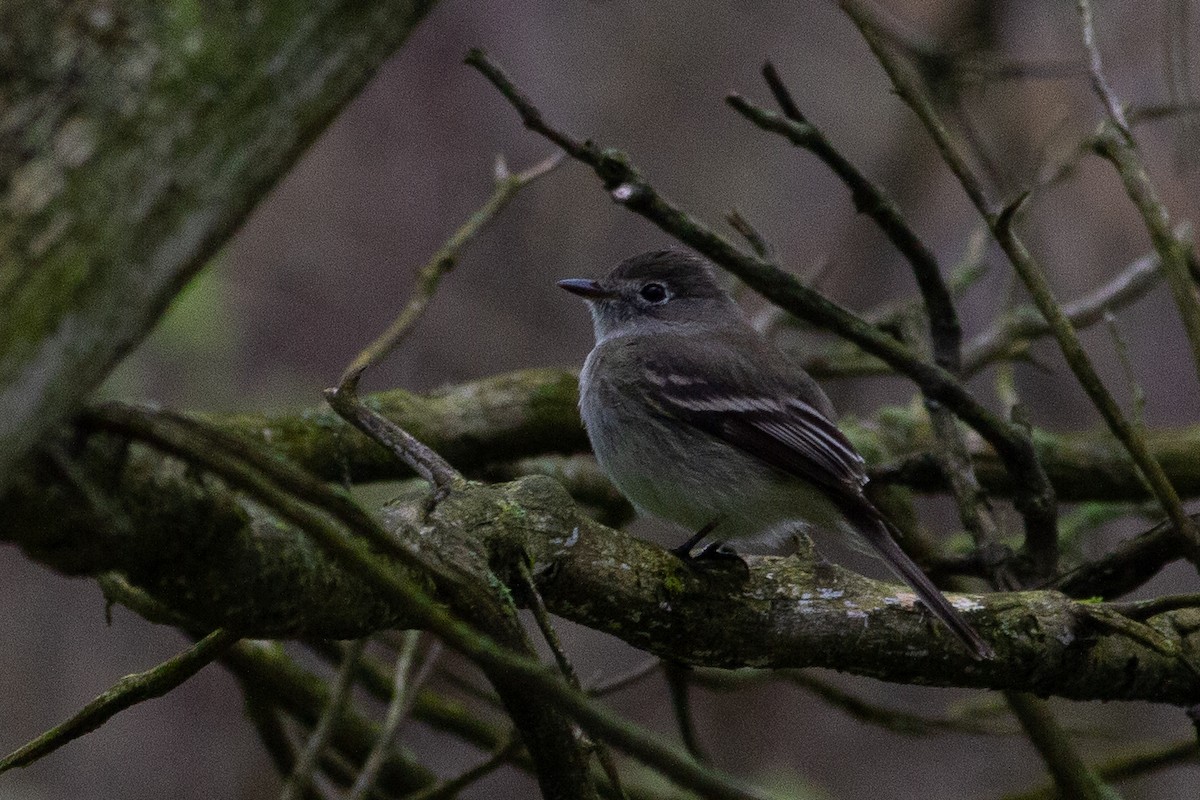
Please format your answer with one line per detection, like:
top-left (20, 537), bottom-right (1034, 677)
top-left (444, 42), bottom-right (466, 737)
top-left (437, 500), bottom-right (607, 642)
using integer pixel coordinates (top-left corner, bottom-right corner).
top-left (4, 1), bottom-right (1200, 797)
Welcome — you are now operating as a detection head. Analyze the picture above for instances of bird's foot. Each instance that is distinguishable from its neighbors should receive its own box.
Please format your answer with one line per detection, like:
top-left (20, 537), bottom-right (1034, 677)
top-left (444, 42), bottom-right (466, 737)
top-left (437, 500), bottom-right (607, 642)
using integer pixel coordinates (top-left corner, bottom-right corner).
top-left (674, 540), bottom-right (749, 578)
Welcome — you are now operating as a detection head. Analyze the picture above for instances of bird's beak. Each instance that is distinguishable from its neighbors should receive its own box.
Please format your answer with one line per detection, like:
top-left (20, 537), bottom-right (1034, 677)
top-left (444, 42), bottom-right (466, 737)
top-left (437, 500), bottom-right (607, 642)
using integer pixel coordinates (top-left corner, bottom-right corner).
top-left (557, 278), bottom-right (615, 300)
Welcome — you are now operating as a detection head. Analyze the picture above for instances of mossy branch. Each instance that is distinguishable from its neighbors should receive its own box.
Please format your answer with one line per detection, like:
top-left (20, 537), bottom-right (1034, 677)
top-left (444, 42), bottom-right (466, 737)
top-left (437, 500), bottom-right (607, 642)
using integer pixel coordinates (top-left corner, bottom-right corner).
top-left (0, 0), bottom-right (438, 492)
top-left (5, 431), bottom-right (1200, 705)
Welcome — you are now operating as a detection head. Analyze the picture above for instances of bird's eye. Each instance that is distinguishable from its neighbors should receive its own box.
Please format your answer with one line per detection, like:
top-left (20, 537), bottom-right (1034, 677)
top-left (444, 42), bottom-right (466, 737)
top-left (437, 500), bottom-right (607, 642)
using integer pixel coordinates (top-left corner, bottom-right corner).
top-left (639, 283), bottom-right (669, 304)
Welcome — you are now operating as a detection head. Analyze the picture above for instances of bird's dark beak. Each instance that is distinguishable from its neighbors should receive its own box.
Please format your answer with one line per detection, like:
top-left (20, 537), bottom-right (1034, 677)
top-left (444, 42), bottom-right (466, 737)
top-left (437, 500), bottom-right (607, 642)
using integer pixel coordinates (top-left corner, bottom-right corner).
top-left (557, 278), bottom-right (615, 300)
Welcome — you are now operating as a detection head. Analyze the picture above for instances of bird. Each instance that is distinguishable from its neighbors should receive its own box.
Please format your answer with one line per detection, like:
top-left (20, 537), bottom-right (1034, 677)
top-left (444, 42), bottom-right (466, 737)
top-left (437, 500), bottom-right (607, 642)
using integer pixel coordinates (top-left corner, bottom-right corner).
top-left (557, 248), bottom-right (994, 659)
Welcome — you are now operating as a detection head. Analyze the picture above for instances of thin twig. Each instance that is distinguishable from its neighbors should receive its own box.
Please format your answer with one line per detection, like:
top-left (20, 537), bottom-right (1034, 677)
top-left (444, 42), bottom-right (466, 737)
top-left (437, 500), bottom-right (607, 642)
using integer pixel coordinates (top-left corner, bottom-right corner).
top-left (1103, 312), bottom-right (1147, 433)
top-left (246, 695), bottom-right (328, 800)
top-left (0, 629), bottom-right (238, 773)
top-left (518, 560), bottom-right (628, 799)
top-left (963, 249), bottom-right (1164, 375)
top-left (1094, 129), bottom-right (1200, 382)
top-left (281, 638), bottom-right (368, 800)
top-left (1127, 101), bottom-right (1200, 124)
top-left (400, 736), bottom-right (523, 800)
top-left (227, 642), bottom-right (437, 796)
top-left (338, 152), bottom-right (562, 392)
top-left (725, 209), bottom-right (771, 258)
top-left (349, 634), bottom-right (444, 800)
top-left (692, 669), bottom-right (1012, 736)
top-left (897, 310), bottom-right (1013, 592)
top-left (1076, 0), bottom-right (1132, 140)
top-left (734, 64), bottom-right (962, 373)
top-left (1107, 592), bottom-right (1200, 620)
top-left (664, 663), bottom-right (708, 763)
top-left (588, 659), bottom-right (663, 698)
top-left (329, 153), bottom-right (560, 491)
top-left (1050, 513), bottom-right (1196, 599)
top-left (1079, 0), bottom-right (1200, 388)
top-left (1005, 692), bottom-right (1123, 800)
top-left (999, 738), bottom-right (1198, 800)
top-left (780, 672), bottom-right (1011, 737)
top-left (519, 561), bottom-right (581, 686)
top-left (325, 384), bottom-right (463, 491)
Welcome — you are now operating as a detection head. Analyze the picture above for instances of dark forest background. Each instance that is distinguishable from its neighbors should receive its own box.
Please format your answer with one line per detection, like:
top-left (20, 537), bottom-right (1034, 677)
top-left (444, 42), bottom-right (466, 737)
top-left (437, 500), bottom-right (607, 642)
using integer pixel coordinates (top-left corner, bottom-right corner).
top-left (3, 1), bottom-right (1199, 798)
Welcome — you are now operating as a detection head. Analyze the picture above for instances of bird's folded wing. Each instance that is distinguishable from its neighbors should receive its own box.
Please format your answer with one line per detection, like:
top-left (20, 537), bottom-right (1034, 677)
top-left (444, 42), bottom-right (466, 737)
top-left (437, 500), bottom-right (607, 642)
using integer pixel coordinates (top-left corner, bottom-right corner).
top-left (641, 356), bottom-right (868, 498)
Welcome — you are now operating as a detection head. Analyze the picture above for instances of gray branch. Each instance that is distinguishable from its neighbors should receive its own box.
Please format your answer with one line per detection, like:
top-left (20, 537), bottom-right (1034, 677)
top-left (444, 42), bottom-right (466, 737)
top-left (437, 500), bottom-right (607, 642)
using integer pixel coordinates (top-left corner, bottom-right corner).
top-left (0, 0), bottom-right (437, 492)
top-left (5, 434), bottom-right (1198, 705)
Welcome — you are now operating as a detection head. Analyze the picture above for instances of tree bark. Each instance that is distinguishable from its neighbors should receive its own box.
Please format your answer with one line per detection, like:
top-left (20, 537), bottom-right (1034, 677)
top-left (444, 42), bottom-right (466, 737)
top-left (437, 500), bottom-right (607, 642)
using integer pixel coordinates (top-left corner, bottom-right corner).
top-left (0, 0), bottom-right (437, 491)
top-left (6, 427), bottom-right (1197, 705)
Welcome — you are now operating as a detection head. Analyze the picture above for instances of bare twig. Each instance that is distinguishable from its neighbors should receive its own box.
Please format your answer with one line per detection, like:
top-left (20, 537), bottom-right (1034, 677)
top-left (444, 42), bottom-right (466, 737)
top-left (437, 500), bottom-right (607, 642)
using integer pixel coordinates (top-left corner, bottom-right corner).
top-left (328, 153), bottom-right (560, 492)
top-left (1127, 101), bottom-right (1200, 124)
top-left (1094, 129), bottom-right (1200, 382)
top-left (725, 209), bottom-right (771, 258)
top-left (518, 560), bottom-right (628, 799)
top-left (518, 561), bottom-right (582, 687)
top-left (225, 642), bottom-right (437, 796)
top-left (1050, 513), bottom-right (1196, 599)
top-left (783, 671), bottom-right (1011, 737)
top-left (1103, 311), bottom-right (1148, 432)
top-left (895, 309), bottom-right (1013, 591)
top-left (325, 384), bottom-right (463, 491)
top-left (399, 736), bottom-right (523, 800)
top-left (1080, 1), bottom-right (1200, 388)
top-left (281, 638), bottom-right (368, 800)
top-left (733, 63), bottom-right (962, 373)
top-left (1106, 592), bottom-right (1200, 620)
top-left (338, 153), bottom-right (562, 392)
top-left (246, 696), bottom-right (328, 800)
top-left (348, 634), bottom-right (444, 800)
top-left (664, 663), bottom-right (708, 763)
top-left (1076, 0), bottom-right (1132, 139)
top-left (963, 249), bottom-right (1164, 375)
top-left (0, 629), bottom-right (238, 774)
top-left (588, 659), bottom-right (663, 698)
top-left (1005, 692), bottom-right (1123, 800)
top-left (691, 669), bottom-right (1012, 736)
top-left (1000, 738), bottom-right (1198, 800)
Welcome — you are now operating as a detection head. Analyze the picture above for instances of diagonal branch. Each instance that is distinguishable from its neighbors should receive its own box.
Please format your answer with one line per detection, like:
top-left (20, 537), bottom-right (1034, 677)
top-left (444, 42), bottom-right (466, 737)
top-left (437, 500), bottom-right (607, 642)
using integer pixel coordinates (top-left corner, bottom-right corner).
top-left (730, 64), bottom-right (962, 373)
top-left (0, 628), bottom-right (238, 773)
top-left (0, 1), bottom-right (438, 494)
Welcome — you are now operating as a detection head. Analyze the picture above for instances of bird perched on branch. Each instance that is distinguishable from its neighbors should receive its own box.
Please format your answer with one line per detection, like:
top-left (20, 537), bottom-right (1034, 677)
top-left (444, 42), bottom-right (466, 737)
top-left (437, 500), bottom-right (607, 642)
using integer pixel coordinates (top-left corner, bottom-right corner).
top-left (559, 249), bottom-right (993, 660)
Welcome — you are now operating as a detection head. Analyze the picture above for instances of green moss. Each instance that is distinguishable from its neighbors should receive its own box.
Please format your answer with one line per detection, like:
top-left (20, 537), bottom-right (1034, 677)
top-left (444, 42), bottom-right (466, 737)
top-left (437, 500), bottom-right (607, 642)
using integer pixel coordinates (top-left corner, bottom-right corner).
top-left (661, 573), bottom-right (685, 594)
top-left (495, 498), bottom-right (527, 524)
top-left (486, 571), bottom-right (515, 608)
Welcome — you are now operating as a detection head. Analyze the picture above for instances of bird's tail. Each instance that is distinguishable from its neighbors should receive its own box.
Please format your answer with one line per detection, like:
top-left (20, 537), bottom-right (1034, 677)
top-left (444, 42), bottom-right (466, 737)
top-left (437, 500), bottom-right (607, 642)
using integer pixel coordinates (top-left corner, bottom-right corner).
top-left (847, 506), bottom-right (995, 660)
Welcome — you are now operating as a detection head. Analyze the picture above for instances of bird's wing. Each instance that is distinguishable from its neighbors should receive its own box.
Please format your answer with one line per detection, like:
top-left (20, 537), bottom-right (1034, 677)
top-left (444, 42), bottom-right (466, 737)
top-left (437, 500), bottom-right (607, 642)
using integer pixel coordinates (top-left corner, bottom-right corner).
top-left (639, 341), bottom-right (868, 499)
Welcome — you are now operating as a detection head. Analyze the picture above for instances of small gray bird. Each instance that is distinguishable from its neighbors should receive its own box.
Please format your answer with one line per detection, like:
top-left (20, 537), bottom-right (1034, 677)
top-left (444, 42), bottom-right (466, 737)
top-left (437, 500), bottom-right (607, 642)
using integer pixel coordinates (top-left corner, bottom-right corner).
top-left (558, 249), bottom-right (993, 659)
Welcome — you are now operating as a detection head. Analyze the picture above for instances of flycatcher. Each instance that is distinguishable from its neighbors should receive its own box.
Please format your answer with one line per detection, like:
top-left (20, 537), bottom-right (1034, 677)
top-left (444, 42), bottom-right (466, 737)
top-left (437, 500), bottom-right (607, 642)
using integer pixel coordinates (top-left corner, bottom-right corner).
top-left (559, 249), bottom-right (993, 659)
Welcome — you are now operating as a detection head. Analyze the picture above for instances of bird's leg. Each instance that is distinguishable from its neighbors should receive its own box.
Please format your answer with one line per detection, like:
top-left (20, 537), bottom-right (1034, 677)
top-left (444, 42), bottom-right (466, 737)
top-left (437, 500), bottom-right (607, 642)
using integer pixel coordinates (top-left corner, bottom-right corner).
top-left (671, 519), bottom-right (719, 559)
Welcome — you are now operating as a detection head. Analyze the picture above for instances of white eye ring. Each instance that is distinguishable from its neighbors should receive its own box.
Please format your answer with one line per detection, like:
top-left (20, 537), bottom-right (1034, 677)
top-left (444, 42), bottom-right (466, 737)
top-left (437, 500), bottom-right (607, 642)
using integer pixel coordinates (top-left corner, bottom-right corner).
top-left (639, 282), bottom-right (669, 304)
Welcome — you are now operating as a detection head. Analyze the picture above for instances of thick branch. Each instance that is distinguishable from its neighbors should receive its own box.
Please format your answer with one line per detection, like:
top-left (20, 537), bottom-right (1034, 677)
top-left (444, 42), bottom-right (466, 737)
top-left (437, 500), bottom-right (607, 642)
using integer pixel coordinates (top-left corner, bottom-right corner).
top-left (215, 368), bottom-right (587, 484)
top-left (0, 1), bottom-right (437, 491)
top-left (203, 369), bottom-right (1200, 504)
top-left (5, 440), bottom-right (1199, 705)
